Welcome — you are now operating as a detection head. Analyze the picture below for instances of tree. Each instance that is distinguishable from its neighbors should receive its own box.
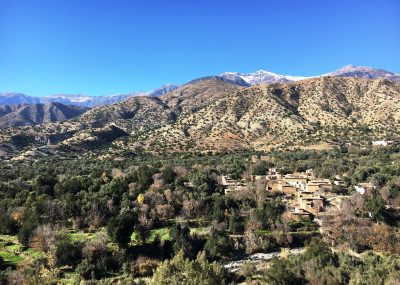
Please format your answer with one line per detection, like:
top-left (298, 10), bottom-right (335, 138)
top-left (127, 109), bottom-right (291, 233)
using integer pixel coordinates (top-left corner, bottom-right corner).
top-left (78, 234), bottom-right (118, 280)
top-left (262, 257), bottom-right (304, 285)
top-left (137, 193), bottom-right (145, 205)
top-left (149, 250), bottom-right (226, 285)
top-left (204, 228), bottom-right (233, 259)
top-left (29, 224), bottom-right (61, 253)
top-left (161, 166), bottom-right (177, 184)
top-left (0, 213), bottom-right (19, 235)
top-left (170, 223), bottom-right (193, 257)
top-left (55, 238), bottom-right (83, 267)
top-left (228, 208), bottom-right (240, 234)
top-left (365, 189), bottom-right (385, 222)
top-left (303, 238), bottom-right (337, 268)
top-left (106, 212), bottom-right (136, 247)
top-left (32, 174), bottom-right (58, 196)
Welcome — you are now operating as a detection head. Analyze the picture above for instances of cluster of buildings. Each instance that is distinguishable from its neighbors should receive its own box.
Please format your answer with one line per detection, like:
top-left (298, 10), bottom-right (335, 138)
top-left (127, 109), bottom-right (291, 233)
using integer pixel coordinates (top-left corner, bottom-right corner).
top-left (221, 168), bottom-right (340, 220)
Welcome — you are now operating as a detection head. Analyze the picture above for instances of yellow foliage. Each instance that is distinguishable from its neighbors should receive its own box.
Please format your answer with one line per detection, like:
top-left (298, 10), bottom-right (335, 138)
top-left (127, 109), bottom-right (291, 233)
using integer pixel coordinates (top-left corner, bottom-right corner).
top-left (137, 193), bottom-right (145, 205)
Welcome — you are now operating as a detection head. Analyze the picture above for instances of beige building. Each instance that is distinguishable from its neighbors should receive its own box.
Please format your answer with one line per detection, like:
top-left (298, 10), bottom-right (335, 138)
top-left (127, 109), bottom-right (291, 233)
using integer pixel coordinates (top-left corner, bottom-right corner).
top-left (284, 175), bottom-right (308, 190)
top-left (297, 190), bottom-right (324, 215)
top-left (306, 179), bottom-right (332, 192)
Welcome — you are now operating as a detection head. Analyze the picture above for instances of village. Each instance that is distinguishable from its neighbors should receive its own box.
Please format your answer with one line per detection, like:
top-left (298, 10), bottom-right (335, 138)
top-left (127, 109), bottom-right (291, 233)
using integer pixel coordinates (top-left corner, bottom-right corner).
top-left (220, 167), bottom-right (374, 222)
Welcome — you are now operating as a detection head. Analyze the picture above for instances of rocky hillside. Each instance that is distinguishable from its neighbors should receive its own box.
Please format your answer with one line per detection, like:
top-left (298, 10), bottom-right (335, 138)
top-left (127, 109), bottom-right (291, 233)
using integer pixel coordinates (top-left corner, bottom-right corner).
top-left (0, 102), bottom-right (89, 128)
top-left (1, 77), bottom-right (400, 159)
top-left (0, 77), bottom-right (244, 158)
top-left (133, 77), bottom-right (400, 152)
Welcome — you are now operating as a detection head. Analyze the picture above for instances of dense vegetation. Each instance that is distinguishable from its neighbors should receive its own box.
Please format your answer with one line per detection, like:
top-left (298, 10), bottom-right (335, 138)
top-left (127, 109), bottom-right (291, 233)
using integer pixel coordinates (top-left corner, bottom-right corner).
top-left (1, 146), bottom-right (400, 284)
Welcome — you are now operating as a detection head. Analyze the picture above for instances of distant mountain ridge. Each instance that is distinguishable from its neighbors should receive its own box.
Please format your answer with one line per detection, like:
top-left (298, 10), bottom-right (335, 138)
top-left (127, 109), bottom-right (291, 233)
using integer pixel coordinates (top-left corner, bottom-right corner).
top-left (1, 75), bottom-right (400, 159)
top-left (0, 84), bottom-right (179, 107)
top-left (0, 102), bottom-right (89, 128)
top-left (1, 65), bottom-right (398, 108)
top-left (221, 64), bottom-right (400, 85)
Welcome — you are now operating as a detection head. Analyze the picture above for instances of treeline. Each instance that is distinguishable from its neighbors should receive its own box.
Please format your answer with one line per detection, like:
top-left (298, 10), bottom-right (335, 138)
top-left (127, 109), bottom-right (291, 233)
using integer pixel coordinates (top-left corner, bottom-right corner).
top-left (0, 146), bottom-right (400, 283)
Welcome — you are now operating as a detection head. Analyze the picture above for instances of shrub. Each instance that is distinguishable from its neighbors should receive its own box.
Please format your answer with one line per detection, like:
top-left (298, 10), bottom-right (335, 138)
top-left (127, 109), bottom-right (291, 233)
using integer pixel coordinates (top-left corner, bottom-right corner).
top-left (149, 250), bottom-right (226, 285)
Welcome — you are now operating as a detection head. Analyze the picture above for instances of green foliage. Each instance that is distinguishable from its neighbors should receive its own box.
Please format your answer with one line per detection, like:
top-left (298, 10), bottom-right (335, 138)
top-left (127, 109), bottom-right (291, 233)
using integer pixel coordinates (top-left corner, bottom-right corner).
top-left (255, 199), bottom-right (285, 229)
top-left (149, 250), bottom-right (226, 285)
top-left (17, 217), bottom-right (40, 247)
top-left (170, 224), bottom-right (193, 257)
top-left (161, 166), bottom-right (177, 184)
top-left (204, 229), bottom-right (233, 259)
top-left (365, 189), bottom-right (385, 221)
top-left (252, 161), bottom-right (273, 175)
top-left (263, 257), bottom-right (304, 285)
top-left (190, 168), bottom-right (219, 195)
top-left (303, 238), bottom-right (337, 267)
top-left (76, 242), bottom-right (119, 280)
top-left (32, 174), bottom-right (58, 196)
top-left (106, 212), bottom-right (137, 247)
top-left (228, 208), bottom-right (240, 234)
top-left (55, 237), bottom-right (83, 267)
top-left (0, 213), bottom-right (19, 235)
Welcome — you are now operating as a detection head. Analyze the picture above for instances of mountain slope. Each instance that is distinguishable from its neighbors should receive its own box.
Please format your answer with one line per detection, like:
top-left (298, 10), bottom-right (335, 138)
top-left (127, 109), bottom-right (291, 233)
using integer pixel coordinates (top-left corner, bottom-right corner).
top-left (160, 76), bottom-right (247, 113)
top-left (133, 77), bottom-right (400, 152)
top-left (2, 76), bottom-right (400, 159)
top-left (0, 76), bottom-right (243, 158)
top-left (0, 102), bottom-right (89, 128)
top-left (146, 84), bottom-right (179, 97)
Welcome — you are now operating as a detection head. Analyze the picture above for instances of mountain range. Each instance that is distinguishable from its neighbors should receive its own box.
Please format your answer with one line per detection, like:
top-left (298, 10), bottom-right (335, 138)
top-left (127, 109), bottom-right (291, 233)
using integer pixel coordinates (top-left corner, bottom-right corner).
top-left (0, 102), bottom-right (89, 128)
top-left (1, 65), bottom-right (399, 108)
top-left (0, 84), bottom-right (179, 108)
top-left (1, 64), bottom-right (400, 160)
top-left (220, 64), bottom-right (400, 85)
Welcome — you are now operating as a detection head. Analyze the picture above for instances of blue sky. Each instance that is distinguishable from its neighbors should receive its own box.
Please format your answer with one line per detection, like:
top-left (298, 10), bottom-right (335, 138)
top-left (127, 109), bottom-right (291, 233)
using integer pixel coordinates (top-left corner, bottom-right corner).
top-left (0, 0), bottom-right (399, 96)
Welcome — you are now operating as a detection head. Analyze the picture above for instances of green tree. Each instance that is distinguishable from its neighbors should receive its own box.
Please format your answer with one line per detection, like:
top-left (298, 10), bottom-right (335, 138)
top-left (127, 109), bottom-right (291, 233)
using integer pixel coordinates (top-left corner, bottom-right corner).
top-left (106, 212), bottom-right (136, 247)
top-left (263, 257), bottom-right (304, 285)
top-left (149, 250), bottom-right (226, 285)
top-left (228, 208), bottom-right (240, 234)
top-left (170, 223), bottom-right (193, 257)
top-left (55, 238), bottom-right (83, 267)
top-left (365, 189), bottom-right (385, 222)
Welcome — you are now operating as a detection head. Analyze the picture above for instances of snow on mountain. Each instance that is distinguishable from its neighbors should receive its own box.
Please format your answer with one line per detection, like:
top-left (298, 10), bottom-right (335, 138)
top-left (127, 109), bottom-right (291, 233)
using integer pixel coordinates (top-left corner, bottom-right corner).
top-left (0, 84), bottom-right (179, 107)
top-left (1, 65), bottom-right (398, 108)
top-left (145, 83), bottom-right (179, 97)
top-left (220, 70), bottom-right (309, 85)
top-left (0, 93), bottom-right (41, 105)
top-left (221, 65), bottom-right (400, 85)
top-left (322, 64), bottom-right (395, 79)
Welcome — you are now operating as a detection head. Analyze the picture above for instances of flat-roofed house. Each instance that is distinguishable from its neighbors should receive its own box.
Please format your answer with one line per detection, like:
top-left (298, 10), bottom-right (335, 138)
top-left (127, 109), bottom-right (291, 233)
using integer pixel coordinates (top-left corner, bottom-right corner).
top-left (221, 175), bottom-right (238, 186)
top-left (284, 175), bottom-right (308, 190)
top-left (297, 190), bottom-right (324, 215)
top-left (288, 207), bottom-right (313, 221)
top-left (306, 179), bottom-right (332, 192)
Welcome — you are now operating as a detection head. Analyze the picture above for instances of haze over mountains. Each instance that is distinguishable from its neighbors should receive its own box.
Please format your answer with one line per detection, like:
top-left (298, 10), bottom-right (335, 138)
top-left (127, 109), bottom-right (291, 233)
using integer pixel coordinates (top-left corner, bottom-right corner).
top-left (1, 64), bottom-right (400, 159)
top-left (0, 84), bottom-right (179, 107)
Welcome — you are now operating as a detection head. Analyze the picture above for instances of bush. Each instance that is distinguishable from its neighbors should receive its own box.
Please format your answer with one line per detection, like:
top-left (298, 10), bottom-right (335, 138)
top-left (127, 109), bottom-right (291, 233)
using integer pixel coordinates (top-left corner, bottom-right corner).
top-left (106, 212), bottom-right (137, 247)
top-left (55, 238), bottom-right (83, 267)
top-left (149, 250), bottom-right (226, 285)
top-left (0, 213), bottom-right (19, 235)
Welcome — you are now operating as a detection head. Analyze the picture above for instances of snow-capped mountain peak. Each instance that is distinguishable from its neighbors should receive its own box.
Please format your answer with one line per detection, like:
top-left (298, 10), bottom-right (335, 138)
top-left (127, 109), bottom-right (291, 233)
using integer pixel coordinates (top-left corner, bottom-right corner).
top-left (220, 70), bottom-right (309, 85)
top-left (322, 64), bottom-right (395, 78)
